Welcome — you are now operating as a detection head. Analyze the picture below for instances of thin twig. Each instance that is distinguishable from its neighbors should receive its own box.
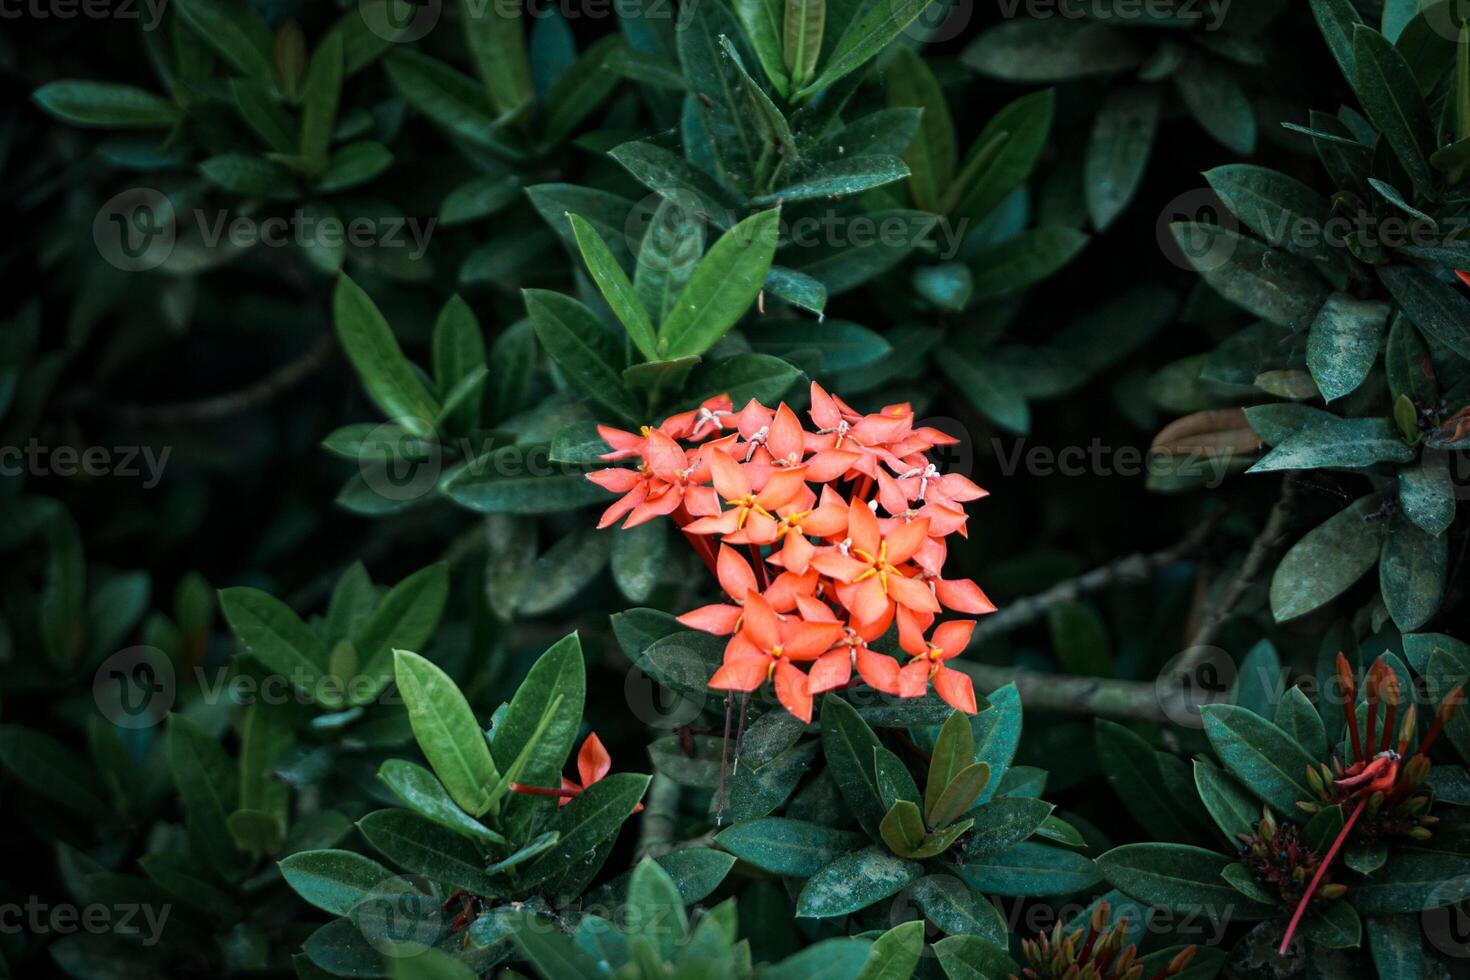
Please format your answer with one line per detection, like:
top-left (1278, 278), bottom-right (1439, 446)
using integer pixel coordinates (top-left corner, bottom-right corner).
top-left (1175, 479), bottom-right (1297, 673)
top-left (953, 661), bottom-right (1173, 723)
top-left (108, 331), bottom-right (335, 424)
top-left (967, 510), bottom-right (1225, 646)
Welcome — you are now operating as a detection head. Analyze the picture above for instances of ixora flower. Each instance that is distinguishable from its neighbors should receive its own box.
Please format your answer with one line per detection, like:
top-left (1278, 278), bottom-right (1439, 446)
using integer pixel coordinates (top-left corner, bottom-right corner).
top-left (1013, 901), bottom-right (1196, 980)
top-left (1275, 654), bottom-right (1463, 953)
top-left (1098, 650), bottom-right (1470, 961)
top-left (588, 383), bottom-right (995, 721)
top-left (509, 732), bottom-right (644, 812)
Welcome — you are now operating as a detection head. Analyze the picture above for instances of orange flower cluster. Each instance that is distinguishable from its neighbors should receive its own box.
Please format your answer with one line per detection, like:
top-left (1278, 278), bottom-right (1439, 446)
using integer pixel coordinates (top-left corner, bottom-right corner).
top-left (589, 384), bottom-right (996, 723)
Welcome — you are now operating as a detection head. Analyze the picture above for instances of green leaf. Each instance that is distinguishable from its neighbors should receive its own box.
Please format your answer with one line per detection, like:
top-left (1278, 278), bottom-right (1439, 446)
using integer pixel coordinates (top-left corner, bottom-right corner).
top-left (569, 213), bottom-right (659, 361)
top-left (384, 52), bottom-right (512, 153)
top-left (440, 446), bottom-right (605, 515)
top-left (1174, 55), bottom-right (1256, 154)
top-left (219, 587), bottom-right (337, 707)
top-left (1201, 704), bottom-right (1317, 815)
top-left (820, 694), bottom-right (887, 837)
top-left (1307, 293), bottom-right (1390, 401)
top-left (611, 520), bottom-right (667, 603)
top-left (166, 716), bottom-right (243, 878)
top-left (1206, 164), bottom-right (1336, 266)
top-left (968, 228), bottom-right (1089, 303)
top-left (540, 35), bottom-right (626, 146)
top-left (1353, 25), bottom-right (1436, 198)
top-left (756, 155), bottom-right (910, 206)
top-left (628, 858), bottom-right (687, 959)
top-left (764, 939), bottom-right (876, 980)
top-left (798, 0), bottom-right (931, 97)
top-left (1193, 760), bottom-right (1260, 844)
top-left (1368, 913), bottom-right (1424, 979)
top-left (1310, 0), bottom-right (1365, 85)
top-left (393, 649), bottom-right (498, 818)
top-left (717, 818), bottom-right (865, 877)
top-left (1380, 516), bottom-right (1448, 632)
top-left (1398, 454), bottom-right (1455, 537)
top-left (351, 563), bottom-right (450, 706)
top-left (1085, 86), bottom-right (1162, 230)
top-left (357, 808), bottom-right (502, 895)
top-left (199, 154), bottom-right (299, 199)
top-left (905, 875), bottom-right (1007, 942)
top-left (300, 33), bottom-right (344, 170)
top-left (376, 760), bottom-right (506, 847)
top-left (1302, 897), bottom-right (1361, 948)
top-left (33, 81), bottom-right (180, 128)
top-left (1169, 223), bottom-right (1330, 329)
top-left (795, 845), bottom-right (923, 918)
top-left (522, 289), bottom-right (640, 421)
top-left (1378, 265), bottom-right (1470, 361)
top-left (1221, 862), bottom-right (1277, 905)
top-left (509, 910), bottom-right (604, 980)
top-left (1269, 494), bottom-right (1387, 621)
top-left (950, 90), bottom-right (1054, 224)
top-left (880, 800), bottom-right (927, 856)
top-left (1095, 720), bottom-right (1199, 844)
top-left (733, 0), bottom-right (790, 97)
top-left (961, 20), bottom-right (1145, 83)
top-left (334, 275), bottom-right (440, 438)
top-left (887, 47), bottom-right (953, 213)
top-left (1349, 850), bottom-right (1470, 914)
top-left (432, 296), bottom-right (486, 436)
top-left (279, 850), bottom-right (395, 916)
top-left (926, 712), bottom-right (974, 820)
top-left (1097, 843), bottom-right (1274, 918)
top-left (855, 922), bottom-right (924, 980)
top-left (522, 773), bottom-right (650, 886)
top-left (967, 684), bottom-right (1022, 803)
top-left (635, 196), bottom-right (706, 326)
top-left (317, 142), bottom-right (393, 193)
top-left (173, 0), bottom-right (275, 82)
top-left (933, 935), bottom-right (1018, 980)
top-left (940, 344), bottom-right (1030, 435)
top-left (783, 0), bottom-right (824, 91)
top-left (958, 842), bottom-right (1101, 897)
top-left (490, 633), bottom-right (585, 832)
top-left (1274, 687), bottom-right (1328, 760)
top-left (659, 209), bottom-right (781, 359)
top-left (685, 353), bottom-right (801, 408)
top-left (0, 725), bottom-right (106, 815)
top-left (1248, 416), bottom-right (1413, 473)
top-left (959, 797), bottom-right (1054, 862)
top-left (463, 0), bottom-right (534, 117)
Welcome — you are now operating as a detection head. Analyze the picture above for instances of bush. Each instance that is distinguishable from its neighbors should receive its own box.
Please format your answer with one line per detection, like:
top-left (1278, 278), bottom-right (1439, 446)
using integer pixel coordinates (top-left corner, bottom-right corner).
top-left (4, 0), bottom-right (1470, 977)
